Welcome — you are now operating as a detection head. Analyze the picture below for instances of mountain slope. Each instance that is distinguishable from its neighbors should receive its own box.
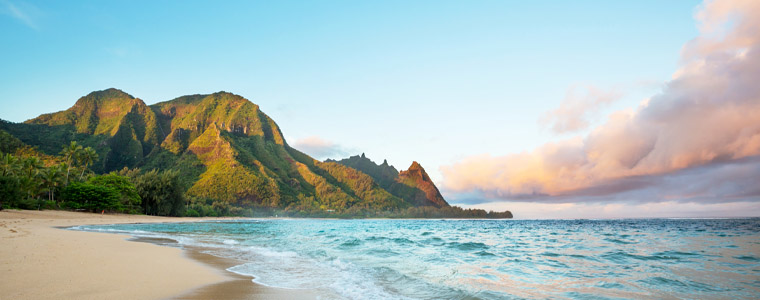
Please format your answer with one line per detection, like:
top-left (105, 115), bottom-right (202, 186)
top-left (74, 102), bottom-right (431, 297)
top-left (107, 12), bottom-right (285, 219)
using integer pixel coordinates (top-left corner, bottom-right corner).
top-left (398, 161), bottom-right (448, 207)
top-left (330, 154), bottom-right (449, 208)
top-left (18, 89), bottom-right (161, 171)
top-left (1, 88), bottom-right (450, 213)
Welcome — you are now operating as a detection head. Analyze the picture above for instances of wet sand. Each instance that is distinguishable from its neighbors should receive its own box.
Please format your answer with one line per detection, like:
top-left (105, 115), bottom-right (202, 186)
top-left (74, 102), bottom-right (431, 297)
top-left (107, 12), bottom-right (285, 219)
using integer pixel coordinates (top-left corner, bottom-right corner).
top-left (174, 247), bottom-right (317, 300)
top-left (0, 210), bottom-right (315, 299)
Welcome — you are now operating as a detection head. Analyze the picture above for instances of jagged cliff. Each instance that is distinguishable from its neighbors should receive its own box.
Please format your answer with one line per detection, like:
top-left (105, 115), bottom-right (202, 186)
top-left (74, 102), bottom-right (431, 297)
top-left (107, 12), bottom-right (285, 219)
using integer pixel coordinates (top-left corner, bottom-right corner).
top-left (398, 161), bottom-right (448, 208)
top-left (0, 88), bottom-right (449, 212)
top-left (330, 154), bottom-right (449, 208)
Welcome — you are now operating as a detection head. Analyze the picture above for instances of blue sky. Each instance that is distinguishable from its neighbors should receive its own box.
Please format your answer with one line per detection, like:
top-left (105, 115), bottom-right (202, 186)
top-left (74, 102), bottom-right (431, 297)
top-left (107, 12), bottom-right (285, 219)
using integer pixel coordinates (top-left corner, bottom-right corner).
top-left (5, 0), bottom-right (758, 218)
top-left (0, 0), bottom-right (698, 164)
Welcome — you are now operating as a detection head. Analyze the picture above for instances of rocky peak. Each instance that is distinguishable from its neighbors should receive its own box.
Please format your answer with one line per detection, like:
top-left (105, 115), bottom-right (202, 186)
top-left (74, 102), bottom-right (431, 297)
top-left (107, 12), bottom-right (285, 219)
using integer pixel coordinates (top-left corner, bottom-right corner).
top-left (398, 161), bottom-right (448, 208)
top-left (402, 161), bottom-right (430, 181)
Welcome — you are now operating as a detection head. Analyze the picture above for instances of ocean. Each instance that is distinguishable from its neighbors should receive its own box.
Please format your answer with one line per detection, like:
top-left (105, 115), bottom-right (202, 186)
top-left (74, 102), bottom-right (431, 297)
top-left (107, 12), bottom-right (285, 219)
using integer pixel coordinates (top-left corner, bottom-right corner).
top-left (71, 218), bottom-right (760, 299)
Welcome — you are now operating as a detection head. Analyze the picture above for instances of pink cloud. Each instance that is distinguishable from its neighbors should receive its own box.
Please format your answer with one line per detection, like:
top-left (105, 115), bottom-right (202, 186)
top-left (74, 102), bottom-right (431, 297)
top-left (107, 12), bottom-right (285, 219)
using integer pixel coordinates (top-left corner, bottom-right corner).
top-left (540, 85), bottom-right (622, 134)
top-left (461, 200), bottom-right (760, 219)
top-left (441, 0), bottom-right (760, 203)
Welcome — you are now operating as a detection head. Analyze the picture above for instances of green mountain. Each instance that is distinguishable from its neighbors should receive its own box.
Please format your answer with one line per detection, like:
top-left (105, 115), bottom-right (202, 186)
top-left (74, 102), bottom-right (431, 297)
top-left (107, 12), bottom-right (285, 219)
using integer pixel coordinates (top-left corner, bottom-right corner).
top-left (329, 154), bottom-right (449, 208)
top-left (1, 88), bottom-right (450, 213)
top-left (26, 88), bottom-right (161, 171)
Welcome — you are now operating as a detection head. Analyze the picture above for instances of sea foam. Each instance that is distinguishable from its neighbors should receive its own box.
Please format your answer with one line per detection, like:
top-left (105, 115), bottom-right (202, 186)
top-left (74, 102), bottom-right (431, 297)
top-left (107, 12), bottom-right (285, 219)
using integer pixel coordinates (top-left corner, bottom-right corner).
top-left (73, 218), bottom-right (760, 299)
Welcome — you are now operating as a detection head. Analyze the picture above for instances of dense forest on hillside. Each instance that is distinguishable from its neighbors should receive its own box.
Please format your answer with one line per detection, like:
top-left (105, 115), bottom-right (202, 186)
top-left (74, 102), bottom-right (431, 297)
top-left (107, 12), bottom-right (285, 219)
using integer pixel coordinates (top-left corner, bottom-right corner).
top-left (0, 89), bottom-right (511, 218)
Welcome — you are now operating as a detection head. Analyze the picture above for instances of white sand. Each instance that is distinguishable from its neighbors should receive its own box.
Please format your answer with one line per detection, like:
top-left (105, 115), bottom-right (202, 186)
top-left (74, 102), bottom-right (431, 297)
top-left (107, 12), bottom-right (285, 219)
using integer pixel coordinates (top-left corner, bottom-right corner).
top-left (0, 210), bottom-right (232, 300)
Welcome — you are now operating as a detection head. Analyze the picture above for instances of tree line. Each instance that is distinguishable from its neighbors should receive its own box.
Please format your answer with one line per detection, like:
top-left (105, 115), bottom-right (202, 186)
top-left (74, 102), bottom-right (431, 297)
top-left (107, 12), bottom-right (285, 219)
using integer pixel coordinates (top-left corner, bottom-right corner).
top-left (1, 141), bottom-right (511, 219)
top-left (0, 142), bottom-right (185, 216)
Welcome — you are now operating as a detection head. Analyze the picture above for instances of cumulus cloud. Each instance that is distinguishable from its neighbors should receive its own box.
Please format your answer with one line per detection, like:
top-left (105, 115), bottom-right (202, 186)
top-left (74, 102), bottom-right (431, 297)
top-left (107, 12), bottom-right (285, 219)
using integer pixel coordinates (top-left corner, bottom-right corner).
top-left (444, 157), bottom-right (760, 205)
top-left (540, 85), bottom-right (622, 134)
top-left (292, 136), bottom-right (351, 160)
top-left (460, 199), bottom-right (760, 219)
top-left (442, 0), bottom-right (760, 204)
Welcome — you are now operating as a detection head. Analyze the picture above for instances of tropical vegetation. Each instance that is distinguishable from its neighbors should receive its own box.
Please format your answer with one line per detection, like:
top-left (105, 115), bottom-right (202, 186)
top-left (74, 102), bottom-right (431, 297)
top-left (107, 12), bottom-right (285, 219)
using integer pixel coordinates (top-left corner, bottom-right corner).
top-left (0, 88), bottom-right (511, 218)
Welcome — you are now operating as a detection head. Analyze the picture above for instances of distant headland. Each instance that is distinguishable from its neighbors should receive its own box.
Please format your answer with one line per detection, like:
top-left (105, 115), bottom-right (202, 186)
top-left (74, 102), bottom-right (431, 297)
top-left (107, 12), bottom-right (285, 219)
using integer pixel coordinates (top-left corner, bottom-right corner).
top-left (1, 88), bottom-right (511, 219)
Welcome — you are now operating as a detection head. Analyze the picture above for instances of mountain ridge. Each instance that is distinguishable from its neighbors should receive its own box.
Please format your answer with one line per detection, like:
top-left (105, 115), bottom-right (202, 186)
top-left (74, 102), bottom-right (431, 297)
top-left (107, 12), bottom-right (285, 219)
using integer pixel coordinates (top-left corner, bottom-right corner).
top-left (329, 154), bottom-right (449, 208)
top-left (1, 88), bottom-right (460, 214)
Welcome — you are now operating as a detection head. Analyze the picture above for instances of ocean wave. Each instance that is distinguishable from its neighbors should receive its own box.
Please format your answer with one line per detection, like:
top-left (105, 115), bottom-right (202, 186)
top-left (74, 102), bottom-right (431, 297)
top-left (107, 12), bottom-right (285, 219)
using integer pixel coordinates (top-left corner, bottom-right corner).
top-left (447, 241), bottom-right (488, 251)
top-left (74, 218), bottom-right (760, 299)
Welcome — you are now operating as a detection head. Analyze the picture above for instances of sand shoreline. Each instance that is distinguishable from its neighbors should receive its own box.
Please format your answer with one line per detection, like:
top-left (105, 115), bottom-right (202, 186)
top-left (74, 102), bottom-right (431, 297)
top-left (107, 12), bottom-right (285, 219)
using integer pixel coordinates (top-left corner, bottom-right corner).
top-left (0, 209), bottom-right (305, 300)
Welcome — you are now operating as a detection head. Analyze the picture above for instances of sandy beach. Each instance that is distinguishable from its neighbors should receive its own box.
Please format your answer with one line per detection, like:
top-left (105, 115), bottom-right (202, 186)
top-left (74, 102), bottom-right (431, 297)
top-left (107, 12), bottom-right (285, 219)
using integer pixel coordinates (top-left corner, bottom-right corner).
top-left (0, 209), bottom-right (309, 300)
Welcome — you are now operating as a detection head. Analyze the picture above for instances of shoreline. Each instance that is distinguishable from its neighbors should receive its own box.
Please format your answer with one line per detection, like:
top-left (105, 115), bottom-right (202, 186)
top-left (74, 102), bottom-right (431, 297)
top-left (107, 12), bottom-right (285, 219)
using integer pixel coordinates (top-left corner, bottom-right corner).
top-left (175, 246), bottom-right (318, 299)
top-left (127, 236), bottom-right (318, 299)
top-left (0, 209), bottom-right (282, 299)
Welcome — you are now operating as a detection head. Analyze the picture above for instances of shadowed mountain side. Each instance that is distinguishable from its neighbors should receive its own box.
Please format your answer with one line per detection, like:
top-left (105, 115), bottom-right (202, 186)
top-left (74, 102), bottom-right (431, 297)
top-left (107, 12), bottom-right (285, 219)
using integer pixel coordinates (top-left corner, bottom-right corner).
top-left (0, 127), bottom-right (26, 154)
top-left (1, 88), bottom-right (419, 214)
top-left (330, 154), bottom-right (449, 208)
top-left (22, 88), bottom-right (161, 172)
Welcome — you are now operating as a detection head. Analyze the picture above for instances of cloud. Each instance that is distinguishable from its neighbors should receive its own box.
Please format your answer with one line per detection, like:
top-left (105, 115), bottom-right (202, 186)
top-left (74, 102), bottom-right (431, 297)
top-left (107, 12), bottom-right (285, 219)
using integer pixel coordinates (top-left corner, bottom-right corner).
top-left (441, 0), bottom-right (760, 205)
top-left (681, 0), bottom-right (760, 64)
top-left (460, 200), bottom-right (760, 219)
top-left (292, 136), bottom-right (351, 160)
top-left (2, 0), bottom-right (40, 29)
top-left (444, 157), bottom-right (760, 205)
top-left (540, 85), bottom-right (622, 134)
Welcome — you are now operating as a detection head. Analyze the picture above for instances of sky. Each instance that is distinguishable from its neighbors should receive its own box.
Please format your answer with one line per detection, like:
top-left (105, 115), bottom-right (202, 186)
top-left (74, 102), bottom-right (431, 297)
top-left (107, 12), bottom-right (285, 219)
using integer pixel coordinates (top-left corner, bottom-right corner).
top-left (1, 0), bottom-right (758, 218)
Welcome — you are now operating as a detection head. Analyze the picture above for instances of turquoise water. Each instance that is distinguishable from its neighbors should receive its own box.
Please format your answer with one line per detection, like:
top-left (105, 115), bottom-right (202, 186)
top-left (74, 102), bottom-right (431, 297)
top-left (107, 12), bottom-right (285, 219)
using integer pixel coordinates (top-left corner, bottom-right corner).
top-left (73, 219), bottom-right (760, 299)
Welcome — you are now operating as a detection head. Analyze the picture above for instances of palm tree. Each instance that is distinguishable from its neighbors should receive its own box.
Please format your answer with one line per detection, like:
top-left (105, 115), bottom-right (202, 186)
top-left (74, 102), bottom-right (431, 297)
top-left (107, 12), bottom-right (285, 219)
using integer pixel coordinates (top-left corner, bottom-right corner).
top-left (19, 157), bottom-right (44, 203)
top-left (60, 141), bottom-right (83, 185)
top-left (41, 164), bottom-right (64, 203)
top-left (1, 153), bottom-right (20, 177)
top-left (78, 147), bottom-right (98, 180)
top-left (0, 153), bottom-right (21, 210)
top-left (17, 175), bottom-right (41, 207)
top-left (21, 156), bottom-right (43, 177)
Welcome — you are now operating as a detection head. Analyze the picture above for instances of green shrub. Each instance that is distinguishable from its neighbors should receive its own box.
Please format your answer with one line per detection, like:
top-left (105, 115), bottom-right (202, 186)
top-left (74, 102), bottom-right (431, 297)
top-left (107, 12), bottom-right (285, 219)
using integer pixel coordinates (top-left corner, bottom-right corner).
top-left (16, 197), bottom-right (38, 210)
top-left (133, 170), bottom-right (185, 216)
top-left (199, 205), bottom-right (217, 217)
top-left (41, 200), bottom-right (57, 210)
top-left (88, 173), bottom-right (141, 213)
top-left (61, 182), bottom-right (120, 212)
top-left (63, 201), bottom-right (82, 210)
top-left (185, 209), bottom-right (200, 217)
